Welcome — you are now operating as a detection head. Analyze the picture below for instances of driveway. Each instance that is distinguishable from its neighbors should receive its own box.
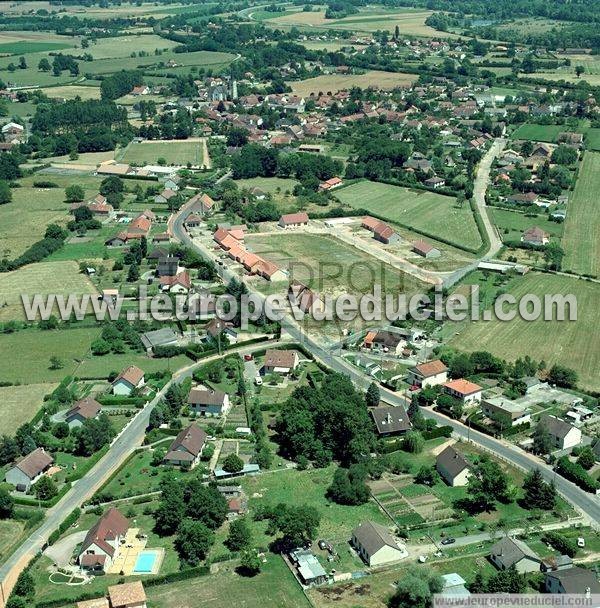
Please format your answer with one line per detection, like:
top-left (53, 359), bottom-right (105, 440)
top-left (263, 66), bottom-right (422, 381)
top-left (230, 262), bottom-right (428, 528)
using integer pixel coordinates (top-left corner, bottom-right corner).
top-left (44, 531), bottom-right (87, 569)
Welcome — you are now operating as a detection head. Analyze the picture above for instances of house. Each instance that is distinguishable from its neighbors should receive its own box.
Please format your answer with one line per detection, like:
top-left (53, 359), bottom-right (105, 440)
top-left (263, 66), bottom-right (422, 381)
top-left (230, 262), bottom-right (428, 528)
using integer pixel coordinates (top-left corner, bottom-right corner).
top-left (77, 581), bottom-right (147, 608)
top-left (156, 256), bottom-right (179, 277)
top-left (140, 328), bottom-right (179, 354)
top-left (2, 122), bottom-right (24, 143)
top-left (424, 176), bottom-right (446, 189)
top-left (489, 537), bottom-right (541, 573)
top-left (412, 240), bottom-right (441, 258)
top-left (436, 445), bottom-right (470, 486)
top-left (439, 573), bottom-right (471, 599)
top-left (288, 281), bottom-right (325, 316)
top-left (188, 388), bottom-right (231, 416)
top-left (481, 397), bottom-right (531, 428)
top-left (205, 318), bottom-right (238, 344)
top-left (544, 567), bottom-right (600, 594)
top-left (5, 448), bottom-right (54, 492)
top-left (131, 85), bottom-right (150, 96)
top-left (290, 549), bottom-right (328, 586)
top-left (407, 359), bottom-right (448, 388)
top-left (538, 415), bottom-right (582, 450)
top-left (507, 192), bottom-right (539, 205)
top-left (541, 555), bottom-right (573, 573)
top-left (164, 424), bottom-right (207, 469)
top-left (370, 405), bottom-right (412, 436)
top-left (159, 271), bottom-right (191, 293)
top-left (278, 212), bottom-right (309, 228)
top-left (318, 176), bottom-right (342, 191)
top-left (263, 349), bottom-right (299, 374)
top-left (521, 227), bottom-right (549, 246)
top-left (372, 222), bottom-right (400, 244)
top-left (443, 379), bottom-right (482, 404)
top-left (78, 508), bottom-right (129, 572)
top-left (65, 397), bottom-right (102, 428)
top-left (112, 365), bottom-right (145, 396)
top-left (351, 521), bottom-right (406, 567)
top-left (187, 192), bottom-right (215, 215)
top-left (154, 189), bottom-right (177, 204)
top-left (363, 330), bottom-right (404, 354)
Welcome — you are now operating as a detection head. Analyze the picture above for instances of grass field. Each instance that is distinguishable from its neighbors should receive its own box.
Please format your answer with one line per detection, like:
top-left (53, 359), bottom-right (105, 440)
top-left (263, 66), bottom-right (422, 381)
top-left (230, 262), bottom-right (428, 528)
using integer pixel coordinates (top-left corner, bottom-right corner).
top-left (234, 176), bottom-right (299, 211)
top-left (585, 128), bottom-right (600, 151)
top-left (0, 41), bottom-right (72, 54)
top-left (288, 70), bottom-right (417, 96)
top-left (0, 383), bottom-right (57, 435)
top-left (0, 261), bottom-right (97, 321)
top-left (450, 272), bottom-right (600, 391)
top-left (490, 208), bottom-right (563, 242)
top-left (39, 84), bottom-right (101, 100)
top-left (121, 139), bottom-right (207, 166)
top-left (562, 152), bottom-right (600, 277)
top-left (299, 39), bottom-right (356, 52)
top-left (511, 123), bottom-right (567, 142)
top-left (335, 180), bottom-right (481, 250)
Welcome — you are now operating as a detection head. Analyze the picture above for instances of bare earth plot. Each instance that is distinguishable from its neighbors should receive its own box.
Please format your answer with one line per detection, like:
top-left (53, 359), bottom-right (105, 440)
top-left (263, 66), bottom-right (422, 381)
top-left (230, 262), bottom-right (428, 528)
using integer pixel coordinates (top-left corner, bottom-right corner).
top-left (288, 71), bottom-right (417, 97)
top-left (0, 383), bottom-right (58, 435)
top-left (562, 151), bottom-right (600, 277)
top-left (335, 180), bottom-right (482, 251)
top-left (449, 273), bottom-right (600, 392)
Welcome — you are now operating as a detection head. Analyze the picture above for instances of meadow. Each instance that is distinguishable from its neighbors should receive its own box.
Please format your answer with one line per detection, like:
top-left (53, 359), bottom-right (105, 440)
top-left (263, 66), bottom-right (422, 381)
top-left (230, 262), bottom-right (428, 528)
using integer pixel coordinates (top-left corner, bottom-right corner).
top-left (288, 70), bottom-right (417, 97)
top-left (490, 208), bottom-right (563, 242)
top-left (121, 139), bottom-right (207, 166)
top-left (449, 272), bottom-right (600, 391)
top-left (0, 383), bottom-right (58, 435)
top-left (39, 84), bottom-right (101, 100)
top-left (561, 152), bottom-right (600, 277)
top-left (511, 123), bottom-right (568, 142)
top-left (334, 180), bottom-right (482, 251)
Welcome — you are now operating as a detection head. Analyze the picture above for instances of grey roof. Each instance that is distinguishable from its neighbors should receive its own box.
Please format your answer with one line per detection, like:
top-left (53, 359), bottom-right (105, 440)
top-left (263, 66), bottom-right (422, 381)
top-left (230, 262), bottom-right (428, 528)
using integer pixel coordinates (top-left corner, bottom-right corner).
top-left (545, 567), bottom-right (600, 594)
top-left (593, 439), bottom-right (600, 460)
top-left (156, 256), bottom-right (179, 277)
top-left (370, 405), bottom-right (412, 435)
top-left (140, 328), bottom-right (179, 350)
top-left (189, 388), bottom-right (227, 407)
top-left (436, 446), bottom-right (470, 479)
top-left (490, 537), bottom-right (540, 569)
top-left (352, 521), bottom-right (399, 557)
top-left (539, 415), bottom-right (576, 440)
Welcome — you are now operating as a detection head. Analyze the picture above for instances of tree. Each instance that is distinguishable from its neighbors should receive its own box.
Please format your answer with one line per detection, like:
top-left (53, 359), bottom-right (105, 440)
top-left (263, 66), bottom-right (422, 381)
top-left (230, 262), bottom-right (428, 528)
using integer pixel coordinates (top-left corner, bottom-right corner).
top-left (0, 180), bottom-right (12, 205)
top-left (34, 476), bottom-right (58, 501)
top-left (365, 382), bottom-right (380, 408)
top-left (49, 356), bottom-right (64, 370)
top-left (77, 414), bottom-right (114, 455)
top-left (326, 465), bottom-right (370, 505)
top-left (226, 518), bottom-right (252, 551)
top-left (65, 184), bottom-right (85, 202)
top-left (542, 531), bottom-right (577, 557)
top-left (127, 264), bottom-right (139, 282)
top-left (575, 65), bottom-right (584, 77)
top-left (465, 456), bottom-right (510, 513)
top-left (388, 566), bottom-right (443, 608)
top-left (577, 446), bottom-right (596, 470)
top-left (547, 365), bottom-right (577, 388)
top-left (271, 504), bottom-right (320, 553)
top-left (0, 487), bottom-right (15, 518)
top-left (222, 453), bottom-right (244, 473)
top-left (38, 58), bottom-right (51, 72)
top-left (0, 435), bottom-right (19, 466)
top-left (238, 549), bottom-right (261, 576)
top-left (486, 566), bottom-right (527, 593)
top-left (12, 571), bottom-right (34, 600)
top-left (155, 475), bottom-right (186, 535)
top-left (175, 519), bottom-right (214, 566)
top-left (449, 353), bottom-right (474, 378)
top-left (18, 56), bottom-right (27, 70)
top-left (185, 480), bottom-right (228, 530)
top-left (415, 465), bottom-right (439, 486)
top-left (521, 469), bottom-right (556, 510)
top-left (402, 431), bottom-right (424, 454)
top-left (99, 175), bottom-right (124, 195)
top-left (532, 421), bottom-right (553, 455)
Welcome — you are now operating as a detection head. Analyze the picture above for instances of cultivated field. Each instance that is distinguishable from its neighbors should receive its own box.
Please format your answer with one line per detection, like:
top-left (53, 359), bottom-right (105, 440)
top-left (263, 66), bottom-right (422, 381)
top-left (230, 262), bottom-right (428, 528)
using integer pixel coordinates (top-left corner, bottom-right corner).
top-left (450, 273), bottom-right (600, 391)
top-left (288, 70), bottom-right (417, 97)
top-left (0, 260), bottom-right (97, 321)
top-left (0, 383), bottom-right (58, 435)
top-left (120, 139), bottom-right (208, 166)
top-left (335, 180), bottom-right (482, 251)
top-left (562, 152), bottom-right (600, 277)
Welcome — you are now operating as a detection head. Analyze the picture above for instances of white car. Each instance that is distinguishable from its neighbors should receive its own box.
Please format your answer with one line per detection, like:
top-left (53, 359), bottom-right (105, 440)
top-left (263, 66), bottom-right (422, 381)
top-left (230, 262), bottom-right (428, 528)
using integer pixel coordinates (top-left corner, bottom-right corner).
top-left (254, 375), bottom-right (263, 386)
top-left (577, 537), bottom-right (585, 548)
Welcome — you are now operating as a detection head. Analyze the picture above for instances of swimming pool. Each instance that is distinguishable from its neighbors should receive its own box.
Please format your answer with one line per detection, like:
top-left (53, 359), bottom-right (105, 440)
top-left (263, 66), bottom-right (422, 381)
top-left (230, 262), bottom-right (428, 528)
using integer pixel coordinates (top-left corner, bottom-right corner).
top-left (133, 550), bottom-right (160, 574)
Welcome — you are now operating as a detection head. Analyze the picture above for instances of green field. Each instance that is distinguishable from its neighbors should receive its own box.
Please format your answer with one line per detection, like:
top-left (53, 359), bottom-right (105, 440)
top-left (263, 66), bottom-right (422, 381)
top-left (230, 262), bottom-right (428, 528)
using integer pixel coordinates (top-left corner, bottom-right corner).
top-left (121, 140), bottom-right (206, 166)
top-left (511, 123), bottom-right (566, 142)
top-left (490, 208), bottom-right (563, 242)
top-left (585, 128), bottom-right (600, 151)
top-left (0, 383), bottom-right (57, 435)
top-left (562, 152), bottom-right (600, 277)
top-left (0, 41), bottom-right (72, 54)
top-left (450, 272), bottom-right (600, 391)
top-left (334, 180), bottom-right (482, 250)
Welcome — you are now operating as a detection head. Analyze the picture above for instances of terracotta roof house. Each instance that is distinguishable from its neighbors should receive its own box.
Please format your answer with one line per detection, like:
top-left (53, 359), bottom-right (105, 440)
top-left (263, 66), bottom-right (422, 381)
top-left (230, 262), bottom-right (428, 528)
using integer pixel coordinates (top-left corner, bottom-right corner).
top-left (205, 319), bottom-right (238, 344)
top-left (521, 226), bottom-right (549, 246)
top-left (545, 567), bottom-right (600, 595)
top-left (66, 397), bottom-right (102, 428)
top-left (278, 212), bottom-right (309, 228)
top-left (97, 162), bottom-right (131, 176)
top-left (77, 581), bottom-right (147, 608)
top-left (372, 221), bottom-right (400, 244)
top-left (436, 446), bottom-right (470, 486)
top-left (184, 213), bottom-right (203, 228)
top-left (538, 415), bottom-right (582, 450)
top-left (443, 379), bottom-right (483, 404)
top-left (164, 424), bottom-right (207, 468)
top-left (188, 388), bottom-right (231, 416)
top-left (361, 216), bottom-right (381, 231)
top-left (254, 258), bottom-right (286, 282)
top-left (263, 349), bottom-right (299, 375)
top-left (412, 240), bottom-right (441, 258)
top-left (159, 270), bottom-right (191, 293)
top-left (370, 405), bottom-right (412, 436)
top-left (187, 192), bottom-right (215, 215)
top-left (128, 215), bottom-right (152, 235)
top-left (78, 508), bottom-right (129, 572)
top-left (351, 521), bottom-right (406, 567)
top-left (489, 537), bottom-right (541, 573)
top-left (154, 188), bottom-right (177, 204)
top-left (407, 359), bottom-right (448, 388)
top-left (112, 365), bottom-right (145, 396)
top-left (5, 448), bottom-right (54, 492)
top-left (288, 281), bottom-right (325, 316)
top-left (318, 176), bottom-right (343, 191)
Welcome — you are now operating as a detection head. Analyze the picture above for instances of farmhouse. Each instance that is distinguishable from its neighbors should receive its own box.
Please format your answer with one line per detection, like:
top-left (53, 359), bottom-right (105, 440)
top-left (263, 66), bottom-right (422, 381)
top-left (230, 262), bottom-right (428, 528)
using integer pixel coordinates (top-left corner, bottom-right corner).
top-left (278, 212), bottom-right (309, 228)
top-left (424, 176), bottom-right (446, 189)
top-left (65, 397), bottom-right (102, 428)
top-left (372, 222), bottom-right (400, 245)
top-left (481, 397), bottom-right (532, 428)
top-left (187, 192), bottom-right (215, 215)
top-left (318, 176), bottom-right (343, 191)
top-left (5, 448), bottom-right (54, 492)
top-left (521, 227), bottom-right (550, 246)
top-left (78, 508), bottom-right (129, 572)
top-left (538, 415), bottom-right (582, 450)
top-left (112, 366), bottom-right (145, 396)
top-left (545, 567), bottom-right (600, 594)
top-left (164, 424), bottom-right (207, 469)
top-left (188, 388), bottom-right (231, 416)
top-left (370, 405), bottom-right (412, 437)
top-left (263, 349), bottom-right (299, 375)
top-left (206, 319), bottom-right (238, 344)
top-left (443, 379), bottom-right (482, 404)
top-left (412, 240), bottom-right (441, 258)
top-left (407, 359), bottom-right (448, 388)
top-left (489, 537), bottom-right (541, 573)
top-left (351, 521), bottom-right (406, 567)
top-left (436, 446), bottom-right (470, 487)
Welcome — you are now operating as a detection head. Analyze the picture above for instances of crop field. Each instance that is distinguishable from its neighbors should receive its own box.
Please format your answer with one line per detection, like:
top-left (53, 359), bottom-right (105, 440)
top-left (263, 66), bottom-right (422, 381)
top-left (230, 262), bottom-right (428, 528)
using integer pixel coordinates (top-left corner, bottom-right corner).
top-left (288, 70), bottom-right (417, 96)
top-left (121, 139), bottom-right (207, 166)
top-left (562, 152), bottom-right (600, 277)
top-left (0, 383), bottom-right (58, 435)
top-left (0, 260), bottom-right (97, 322)
top-left (335, 180), bottom-right (481, 250)
top-left (450, 273), bottom-right (600, 391)
top-left (490, 208), bottom-right (563, 242)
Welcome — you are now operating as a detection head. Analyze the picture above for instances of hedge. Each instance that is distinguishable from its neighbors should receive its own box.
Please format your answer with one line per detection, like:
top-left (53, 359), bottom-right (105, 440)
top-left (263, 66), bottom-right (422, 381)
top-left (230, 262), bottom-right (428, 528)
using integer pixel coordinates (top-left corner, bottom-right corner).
top-left (422, 425), bottom-right (453, 440)
top-left (48, 508), bottom-right (81, 546)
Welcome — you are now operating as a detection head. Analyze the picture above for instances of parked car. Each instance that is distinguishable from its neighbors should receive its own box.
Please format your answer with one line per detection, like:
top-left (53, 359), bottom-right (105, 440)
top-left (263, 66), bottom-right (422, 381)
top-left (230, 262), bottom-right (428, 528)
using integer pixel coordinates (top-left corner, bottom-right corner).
top-left (244, 354), bottom-right (253, 361)
top-left (254, 375), bottom-right (263, 386)
top-left (441, 538), bottom-right (456, 546)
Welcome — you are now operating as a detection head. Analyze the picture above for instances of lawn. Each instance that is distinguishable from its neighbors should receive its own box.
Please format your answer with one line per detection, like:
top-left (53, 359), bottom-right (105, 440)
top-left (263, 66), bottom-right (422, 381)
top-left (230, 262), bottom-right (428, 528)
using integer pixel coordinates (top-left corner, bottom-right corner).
top-left (490, 208), bottom-right (563, 242)
top-left (121, 139), bottom-right (207, 166)
top-left (234, 176), bottom-right (299, 211)
top-left (511, 123), bottom-right (566, 142)
top-left (0, 260), bottom-right (97, 322)
top-left (334, 180), bottom-right (481, 251)
top-left (0, 383), bottom-right (58, 435)
top-left (449, 272), bottom-right (600, 392)
top-left (562, 151), bottom-right (600, 277)
top-left (585, 128), bottom-right (600, 151)
top-left (288, 71), bottom-right (417, 97)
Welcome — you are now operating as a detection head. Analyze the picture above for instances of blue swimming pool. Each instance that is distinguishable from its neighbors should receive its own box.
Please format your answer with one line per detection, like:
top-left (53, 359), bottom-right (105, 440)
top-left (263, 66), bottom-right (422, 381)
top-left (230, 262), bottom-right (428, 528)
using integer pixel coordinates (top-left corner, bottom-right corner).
top-left (133, 551), bottom-right (159, 574)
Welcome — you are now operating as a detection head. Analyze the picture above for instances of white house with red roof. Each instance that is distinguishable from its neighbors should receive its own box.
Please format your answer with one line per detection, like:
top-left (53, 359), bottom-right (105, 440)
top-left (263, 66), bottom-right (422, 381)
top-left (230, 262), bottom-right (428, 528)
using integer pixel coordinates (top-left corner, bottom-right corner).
top-left (443, 379), bottom-right (483, 404)
top-left (78, 508), bottom-right (129, 572)
top-left (112, 366), bottom-right (145, 396)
